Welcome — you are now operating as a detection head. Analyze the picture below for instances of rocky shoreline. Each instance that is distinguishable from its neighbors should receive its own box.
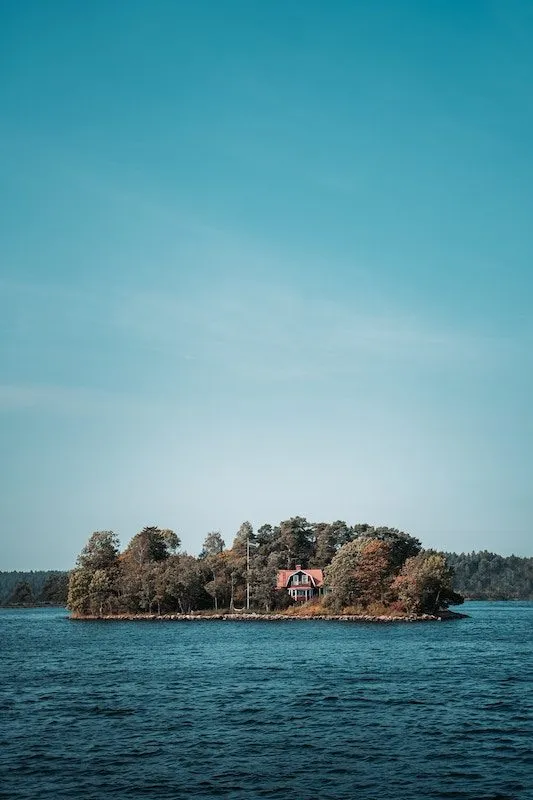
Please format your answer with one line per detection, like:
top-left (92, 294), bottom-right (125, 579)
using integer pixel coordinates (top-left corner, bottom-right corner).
top-left (70, 609), bottom-right (468, 623)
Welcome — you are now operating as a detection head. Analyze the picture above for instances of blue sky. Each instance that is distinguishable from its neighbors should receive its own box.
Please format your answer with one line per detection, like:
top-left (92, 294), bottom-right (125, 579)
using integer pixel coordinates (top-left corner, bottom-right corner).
top-left (1, 1), bottom-right (532, 569)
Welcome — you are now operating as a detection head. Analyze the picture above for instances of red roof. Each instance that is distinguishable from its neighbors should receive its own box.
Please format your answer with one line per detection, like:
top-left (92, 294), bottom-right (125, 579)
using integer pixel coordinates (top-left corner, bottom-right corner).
top-left (277, 568), bottom-right (324, 589)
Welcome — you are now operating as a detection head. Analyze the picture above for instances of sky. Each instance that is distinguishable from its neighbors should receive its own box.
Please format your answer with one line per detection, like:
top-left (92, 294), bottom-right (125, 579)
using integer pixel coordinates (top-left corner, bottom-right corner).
top-left (1, 0), bottom-right (532, 569)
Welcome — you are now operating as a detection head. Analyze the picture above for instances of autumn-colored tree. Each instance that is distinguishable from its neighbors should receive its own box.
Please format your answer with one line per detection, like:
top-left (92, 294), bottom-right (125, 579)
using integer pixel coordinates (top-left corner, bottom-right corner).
top-left (393, 552), bottom-right (464, 614)
top-left (361, 528), bottom-right (421, 571)
top-left (325, 535), bottom-right (409, 609)
top-left (353, 539), bottom-right (393, 605)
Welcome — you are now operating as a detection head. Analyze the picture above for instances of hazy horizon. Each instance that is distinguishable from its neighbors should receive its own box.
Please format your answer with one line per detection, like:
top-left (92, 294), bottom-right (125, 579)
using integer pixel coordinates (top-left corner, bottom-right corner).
top-left (2, 1), bottom-right (532, 570)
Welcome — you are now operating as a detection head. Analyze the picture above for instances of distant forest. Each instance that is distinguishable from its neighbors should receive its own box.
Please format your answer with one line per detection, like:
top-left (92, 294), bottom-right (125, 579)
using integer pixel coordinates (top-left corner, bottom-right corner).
top-left (445, 551), bottom-right (533, 600)
top-left (0, 571), bottom-right (69, 605)
top-left (1, 546), bottom-right (532, 607)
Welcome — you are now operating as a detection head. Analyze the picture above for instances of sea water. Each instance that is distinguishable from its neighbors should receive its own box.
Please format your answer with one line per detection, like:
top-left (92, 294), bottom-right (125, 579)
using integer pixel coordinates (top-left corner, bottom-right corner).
top-left (0, 602), bottom-right (531, 799)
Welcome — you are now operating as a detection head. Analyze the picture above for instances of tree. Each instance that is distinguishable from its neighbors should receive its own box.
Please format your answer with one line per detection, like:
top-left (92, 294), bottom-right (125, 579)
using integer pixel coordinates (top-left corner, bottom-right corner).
top-left (76, 531), bottom-right (120, 571)
top-left (204, 551), bottom-right (234, 610)
top-left (120, 526), bottom-right (179, 611)
top-left (163, 555), bottom-right (210, 613)
top-left (362, 527), bottom-right (421, 572)
top-left (251, 553), bottom-right (280, 611)
top-left (444, 551), bottom-right (533, 600)
top-left (69, 531), bottom-right (120, 615)
top-left (89, 569), bottom-right (112, 616)
top-left (124, 526), bottom-right (174, 566)
top-left (232, 521), bottom-right (254, 556)
top-left (67, 568), bottom-right (92, 615)
top-left (325, 539), bottom-right (364, 609)
top-left (199, 531), bottom-right (225, 558)
top-left (200, 532), bottom-right (230, 610)
top-left (393, 552), bottom-right (464, 614)
top-left (40, 573), bottom-right (69, 604)
top-left (352, 539), bottom-right (393, 605)
top-left (8, 580), bottom-right (34, 605)
top-left (161, 529), bottom-right (181, 554)
top-left (227, 522), bottom-right (255, 609)
top-left (309, 520), bottom-right (351, 567)
top-left (309, 523), bottom-right (336, 568)
top-left (277, 517), bottom-right (313, 569)
top-left (325, 536), bottom-right (405, 609)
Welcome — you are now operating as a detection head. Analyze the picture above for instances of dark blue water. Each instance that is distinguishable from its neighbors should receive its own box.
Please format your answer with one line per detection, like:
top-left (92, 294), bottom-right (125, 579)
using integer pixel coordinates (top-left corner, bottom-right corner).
top-left (0, 603), bottom-right (531, 800)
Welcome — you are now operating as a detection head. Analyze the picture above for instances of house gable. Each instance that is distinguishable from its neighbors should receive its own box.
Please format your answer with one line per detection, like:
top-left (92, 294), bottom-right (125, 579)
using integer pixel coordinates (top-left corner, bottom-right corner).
top-left (276, 565), bottom-right (325, 601)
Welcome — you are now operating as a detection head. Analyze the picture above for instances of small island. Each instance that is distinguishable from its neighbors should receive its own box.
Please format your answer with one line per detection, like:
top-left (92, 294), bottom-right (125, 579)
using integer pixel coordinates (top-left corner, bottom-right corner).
top-left (68, 519), bottom-right (466, 621)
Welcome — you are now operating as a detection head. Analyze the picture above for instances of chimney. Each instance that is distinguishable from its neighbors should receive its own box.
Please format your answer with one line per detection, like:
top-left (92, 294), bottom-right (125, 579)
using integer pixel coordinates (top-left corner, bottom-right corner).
top-left (296, 564), bottom-right (302, 571)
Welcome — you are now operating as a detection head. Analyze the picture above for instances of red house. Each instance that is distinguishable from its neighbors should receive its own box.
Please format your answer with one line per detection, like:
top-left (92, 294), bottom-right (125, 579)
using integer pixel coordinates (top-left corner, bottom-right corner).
top-left (277, 565), bottom-right (325, 602)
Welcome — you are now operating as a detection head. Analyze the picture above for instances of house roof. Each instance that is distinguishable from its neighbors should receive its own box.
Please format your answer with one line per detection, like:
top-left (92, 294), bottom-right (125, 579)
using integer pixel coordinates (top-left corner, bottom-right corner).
top-left (277, 568), bottom-right (324, 589)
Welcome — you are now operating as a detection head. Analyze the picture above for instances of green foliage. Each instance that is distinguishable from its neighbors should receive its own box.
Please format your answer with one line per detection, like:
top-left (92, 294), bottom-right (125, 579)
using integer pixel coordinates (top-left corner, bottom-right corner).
top-left (393, 551), bottom-right (463, 614)
top-left (77, 531), bottom-right (120, 571)
top-left (250, 553), bottom-right (280, 611)
top-left (68, 530), bottom-right (121, 615)
top-left (200, 532), bottom-right (231, 609)
top-left (89, 569), bottom-right (113, 616)
top-left (277, 516), bottom-right (314, 569)
top-left (324, 539), bottom-right (364, 609)
top-left (309, 522), bottom-right (343, 567)
top-left (445, 551), bottom-right (533, 600)
top-left (124, 526), bottom-right (176, 566)
top-left (40, 573), bottom-right (69, 603)
top-left (8, 580), bottom-right (34, 605)
top-left (323, 530), bottom-right (457, 613)
top-left (162, 555), bottom-right (210, 613)
top-left (67, 568), bottom-right (92, 615)
top-left (67, 520), bottom-right (529, 616)
top-left (199, 531), bottom-right (225, 558)
top-left (0, 571), bottom-right (69, 606)
top-left (369, 528), bottom-right (422, 571)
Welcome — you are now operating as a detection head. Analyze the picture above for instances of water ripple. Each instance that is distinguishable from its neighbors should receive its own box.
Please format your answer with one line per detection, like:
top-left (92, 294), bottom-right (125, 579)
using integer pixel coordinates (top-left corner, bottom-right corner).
top-left (0, 603), bottom-right (532, 800)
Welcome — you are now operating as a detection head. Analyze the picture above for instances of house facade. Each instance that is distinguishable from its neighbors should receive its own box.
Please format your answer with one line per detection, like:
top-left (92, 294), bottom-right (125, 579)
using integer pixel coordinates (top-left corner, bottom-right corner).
top-left (277, 565), bottom-right (325, 602)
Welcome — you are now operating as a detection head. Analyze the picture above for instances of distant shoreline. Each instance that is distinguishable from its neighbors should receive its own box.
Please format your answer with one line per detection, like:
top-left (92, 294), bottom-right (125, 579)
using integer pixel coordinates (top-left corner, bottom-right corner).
top-left (0, 602), bottom-right (66, 609)
top-left (70, 609), bottom-right (468, 623)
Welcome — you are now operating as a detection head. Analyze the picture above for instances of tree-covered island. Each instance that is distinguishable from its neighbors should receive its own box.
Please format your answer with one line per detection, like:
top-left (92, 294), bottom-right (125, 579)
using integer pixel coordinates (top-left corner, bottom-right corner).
top-left (67, 519), bottom-right (465, 620)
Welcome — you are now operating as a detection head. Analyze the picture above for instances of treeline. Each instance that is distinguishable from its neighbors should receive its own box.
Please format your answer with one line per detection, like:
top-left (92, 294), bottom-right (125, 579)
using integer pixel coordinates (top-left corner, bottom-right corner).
top-left (4, 545), bottom-right (531, 611)
top-left (67, 518), bottom-right (464, 617)
top-left (445, 551), bottom-right (533, 600)
top-left (0, 571), bottom-right (69, 606)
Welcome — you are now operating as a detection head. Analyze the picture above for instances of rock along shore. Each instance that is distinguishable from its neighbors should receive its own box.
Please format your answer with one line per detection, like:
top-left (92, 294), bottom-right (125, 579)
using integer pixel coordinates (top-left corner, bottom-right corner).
top-left (71, 609), bottom-right (467, 623)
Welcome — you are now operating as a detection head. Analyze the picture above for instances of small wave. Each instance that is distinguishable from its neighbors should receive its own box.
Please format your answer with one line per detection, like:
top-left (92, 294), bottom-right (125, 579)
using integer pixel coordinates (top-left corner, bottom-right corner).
top-left (92, 706), bottom-right (136, 717)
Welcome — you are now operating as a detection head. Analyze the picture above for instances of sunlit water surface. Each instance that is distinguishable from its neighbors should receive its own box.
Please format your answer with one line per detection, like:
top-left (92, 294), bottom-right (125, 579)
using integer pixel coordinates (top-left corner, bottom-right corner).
top-left (0, 603), bottom-right (531, 800)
